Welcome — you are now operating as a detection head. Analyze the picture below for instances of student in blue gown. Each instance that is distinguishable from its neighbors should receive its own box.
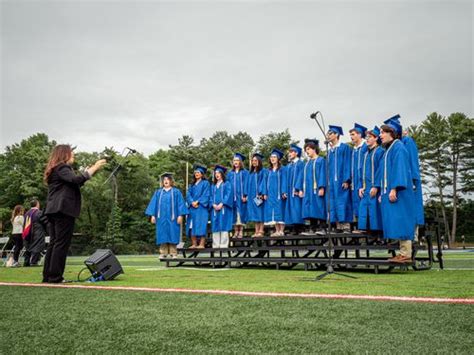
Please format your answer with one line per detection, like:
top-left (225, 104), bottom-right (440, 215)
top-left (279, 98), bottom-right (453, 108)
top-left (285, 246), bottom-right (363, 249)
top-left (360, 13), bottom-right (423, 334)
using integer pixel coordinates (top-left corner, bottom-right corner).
top-left (227, 153), bottom-right (249, 238)
top-left (145, 173), bottom-right (188, 259)
top-left (247, 153), bottom-right (266, 237)
top-left (349, 123), bottom-right (368, 228)
top-left (357, 126), bottom-right (384, 235)
top-left (375, 121), bottom-right (416, 263)
top-left (210, 165), bottom-right (233, 248)
top-left (384, 114), bottom-right (424, 227)
top-left (326, 125), bottom-right (352, 231)
top-left (263, 148), bottom-right (287, 237)
top-left (186, 165), bottom-right (210, 249)
top-left (300, 139), bottom-right (327, 235)
top-left (284, 144), bottom-right (305, 233)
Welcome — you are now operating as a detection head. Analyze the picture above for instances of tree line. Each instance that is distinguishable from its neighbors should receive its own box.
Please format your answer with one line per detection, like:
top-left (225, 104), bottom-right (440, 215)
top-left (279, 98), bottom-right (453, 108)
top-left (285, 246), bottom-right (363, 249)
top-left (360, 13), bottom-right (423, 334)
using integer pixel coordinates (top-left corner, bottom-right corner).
top-left (0, 112), bottom-right (472, 253)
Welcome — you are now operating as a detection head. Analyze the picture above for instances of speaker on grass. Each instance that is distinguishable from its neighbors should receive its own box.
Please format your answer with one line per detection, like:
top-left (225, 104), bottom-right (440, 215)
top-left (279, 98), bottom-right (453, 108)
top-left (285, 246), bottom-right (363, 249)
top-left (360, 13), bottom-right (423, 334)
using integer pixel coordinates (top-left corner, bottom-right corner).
top-left (84, 249), bottom-right (124, 281)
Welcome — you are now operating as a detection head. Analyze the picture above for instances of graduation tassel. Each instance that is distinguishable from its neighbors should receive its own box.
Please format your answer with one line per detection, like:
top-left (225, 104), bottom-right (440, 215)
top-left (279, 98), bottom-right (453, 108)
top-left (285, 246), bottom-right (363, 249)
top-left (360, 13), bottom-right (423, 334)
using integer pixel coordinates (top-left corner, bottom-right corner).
top-left (313, 158), bottom-right (317, 193)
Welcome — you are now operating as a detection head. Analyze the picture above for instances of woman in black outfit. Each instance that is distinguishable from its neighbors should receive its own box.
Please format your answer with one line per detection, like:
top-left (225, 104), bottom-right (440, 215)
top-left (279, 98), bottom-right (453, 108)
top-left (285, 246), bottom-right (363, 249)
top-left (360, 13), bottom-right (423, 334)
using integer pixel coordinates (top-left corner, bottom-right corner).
top-left (42, 145), bottom-right (106, 283)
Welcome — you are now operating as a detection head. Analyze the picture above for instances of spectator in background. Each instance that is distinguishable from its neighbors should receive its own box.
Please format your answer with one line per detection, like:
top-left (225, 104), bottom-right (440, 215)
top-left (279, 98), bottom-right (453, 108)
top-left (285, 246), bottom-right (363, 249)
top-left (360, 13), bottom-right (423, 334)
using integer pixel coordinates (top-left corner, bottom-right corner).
top-left (23, 199), bottom-right (48, 267)
top-left (9, 205), bottom-right (25, 267)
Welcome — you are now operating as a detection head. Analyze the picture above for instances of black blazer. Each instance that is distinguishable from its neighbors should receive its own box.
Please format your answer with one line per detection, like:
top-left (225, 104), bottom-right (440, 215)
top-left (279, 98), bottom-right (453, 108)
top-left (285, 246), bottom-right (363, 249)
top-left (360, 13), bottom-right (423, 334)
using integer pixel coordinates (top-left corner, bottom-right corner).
top-left (45, 163), bottom-right (90, 218)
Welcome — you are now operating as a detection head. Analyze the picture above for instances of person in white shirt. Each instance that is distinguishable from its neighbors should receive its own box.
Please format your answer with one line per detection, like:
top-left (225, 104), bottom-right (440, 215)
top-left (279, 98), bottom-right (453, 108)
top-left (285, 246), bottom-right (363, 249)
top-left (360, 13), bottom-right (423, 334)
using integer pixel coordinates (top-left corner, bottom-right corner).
top-left (10, 205), bottom-right (25, 267)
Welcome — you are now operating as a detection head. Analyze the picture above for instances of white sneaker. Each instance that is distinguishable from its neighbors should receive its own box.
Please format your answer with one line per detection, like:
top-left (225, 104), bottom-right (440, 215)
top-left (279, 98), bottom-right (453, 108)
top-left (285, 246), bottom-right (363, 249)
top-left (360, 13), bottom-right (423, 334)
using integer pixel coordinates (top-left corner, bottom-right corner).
top-left (159, 254), bottom-right (167, 260)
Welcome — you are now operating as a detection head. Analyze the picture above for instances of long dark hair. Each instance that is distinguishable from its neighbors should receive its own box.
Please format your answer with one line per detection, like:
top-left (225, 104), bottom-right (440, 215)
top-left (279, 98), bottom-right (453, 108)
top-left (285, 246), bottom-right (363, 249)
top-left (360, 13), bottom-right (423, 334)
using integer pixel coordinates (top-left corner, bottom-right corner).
top-left (232, 159), bottom-right (244, 171)
top-left (44, 145), bottom-right (73, 184)
top-left (192, 173), bottom-right (207, 185)
top-left (11, 205), bottom-right (24, 223)
top-left (213, 171), bottom-right (226, 184)
top-left (267, 157), bottom-right (281, 170)
top-left (250, 158), bottom-right (263, 173)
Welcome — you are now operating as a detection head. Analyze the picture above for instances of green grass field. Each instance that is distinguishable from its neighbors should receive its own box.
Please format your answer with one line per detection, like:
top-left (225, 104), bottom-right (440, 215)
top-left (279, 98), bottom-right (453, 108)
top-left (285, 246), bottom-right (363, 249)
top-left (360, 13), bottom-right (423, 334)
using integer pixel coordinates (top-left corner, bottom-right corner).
top-left (1, 251), bottom-right (473, 353)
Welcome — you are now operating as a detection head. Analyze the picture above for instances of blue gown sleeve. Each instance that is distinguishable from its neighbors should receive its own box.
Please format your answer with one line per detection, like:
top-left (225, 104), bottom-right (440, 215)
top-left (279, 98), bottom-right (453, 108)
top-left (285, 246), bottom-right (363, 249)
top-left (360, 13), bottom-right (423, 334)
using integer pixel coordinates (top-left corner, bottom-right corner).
top-left (242, 170), bottom-right (249, 197)
top-left (145, 190), bottom-right (159, 216)
top-left (175, 189), bottom-right (188, 216)
top-left (294, 161), bottom-right (304, 191)
top-left (318, 158), bottom-right (327, 189)
top-left (404, 137), bottom-right (421, 182)
top-left (223, 182), bottom-right (233, 208)
top-left (390, 143), bottom-right (410, 191)
top-left (197, 181), bottom-right (211, 207)
top-left (281, 166), bottom-right (288, 195)
top-left (257, 170), bottom-right (266, 195)
top-left (209, 184), bottom-right (215, 210)
top-left (373, 148), bottom-right (384, 188)
top-left (342, 144), bottom-right (352, 183)
top-left (186, 185), bottom-right (194, 206)
top-left (261, 169), bottom-right (269, 196)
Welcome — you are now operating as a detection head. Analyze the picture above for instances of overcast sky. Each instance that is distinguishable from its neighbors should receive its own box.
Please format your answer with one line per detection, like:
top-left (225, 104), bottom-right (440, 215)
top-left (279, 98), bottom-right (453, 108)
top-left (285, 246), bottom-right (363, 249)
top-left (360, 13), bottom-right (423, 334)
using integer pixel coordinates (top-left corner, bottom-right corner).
top-left (1, 0), bottom-right (472, 155)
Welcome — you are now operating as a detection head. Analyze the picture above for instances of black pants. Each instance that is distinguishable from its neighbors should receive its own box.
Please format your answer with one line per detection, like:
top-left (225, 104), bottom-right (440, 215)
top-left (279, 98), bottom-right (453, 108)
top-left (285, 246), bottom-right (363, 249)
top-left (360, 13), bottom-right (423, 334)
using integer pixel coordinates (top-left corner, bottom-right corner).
top-left (11, 234), bottom-right (23, 262)
top-left (42, 213), bottom-right (75, 283)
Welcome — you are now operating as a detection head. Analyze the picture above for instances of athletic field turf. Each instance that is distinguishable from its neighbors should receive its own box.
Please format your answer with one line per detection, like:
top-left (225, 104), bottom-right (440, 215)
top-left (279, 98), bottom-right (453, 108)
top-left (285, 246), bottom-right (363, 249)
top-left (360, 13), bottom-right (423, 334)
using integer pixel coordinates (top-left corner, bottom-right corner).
top-left (1, 251), bottom-right (473, 353)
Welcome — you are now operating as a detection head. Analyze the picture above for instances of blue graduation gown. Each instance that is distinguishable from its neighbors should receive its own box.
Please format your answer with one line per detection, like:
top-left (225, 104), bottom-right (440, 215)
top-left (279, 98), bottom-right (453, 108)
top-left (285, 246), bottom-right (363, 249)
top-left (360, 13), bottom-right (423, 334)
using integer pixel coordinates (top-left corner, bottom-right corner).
top-left (227, 169), bottom-right (249, 224)
top-left (351, 142), bottom-right (368, 219)
top-left (246, 170), bottom-right (266, 222)
top-left (284, 159), bottom-right (304, 225)
top-left (328, 142), bottom-right (353, 223)
top-left (375, 140), bottom-right (416, 240)
top-left (186, 180), bottom-right (210, 237)
top-left (145, 187), bottom-right (187, 245)
top-left (302, 157), bottom-right (327, 220)
top-left (358, 146), bottom-right (384, 230)
top-left (402, 136), bottom-right (425, 225)
top-left (263, 166), bottom-right (287, 223)
top-left (210, 181), bottom-right (233, 232)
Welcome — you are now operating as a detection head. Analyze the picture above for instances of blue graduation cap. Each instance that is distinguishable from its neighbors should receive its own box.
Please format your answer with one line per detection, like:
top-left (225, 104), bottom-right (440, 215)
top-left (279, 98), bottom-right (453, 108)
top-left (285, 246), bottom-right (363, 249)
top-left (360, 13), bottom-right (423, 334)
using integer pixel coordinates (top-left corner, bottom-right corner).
top-left (193, 164), bottom-right (207, 175)
top-left (383, 120), bottom-right (403, 137)
top-left (289, 144), bottom-right (302, 157)
top-left (384, 114), bottom-right (401, 125)
top-left (233, 152), bottom-right (246, 162)
top-left (214, 164), bottom-right (227, 174)
top-left (367, 126), bottom-right (381, 137)
top-left (328, 125), bottom-right (344, 136)
top-left (160, 172), bottom-right (174, 180)
top-left (252, 152), bottom-right (264, 160)
top-left (350, 123), bottom-right (368, 138)
top-left (270, 148), bottom-right (284, 160)
top-left (304, 138), bottom-right (319, 146)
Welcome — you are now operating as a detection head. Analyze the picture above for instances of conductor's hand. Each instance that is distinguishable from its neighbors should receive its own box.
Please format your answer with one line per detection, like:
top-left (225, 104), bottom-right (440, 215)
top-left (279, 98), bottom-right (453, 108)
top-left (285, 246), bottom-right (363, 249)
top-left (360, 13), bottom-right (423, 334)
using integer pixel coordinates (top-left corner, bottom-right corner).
top-left (87, 159), bottom-right (107, 176)
top-left (151, 216), bottom-right (156, 224)
top-left (177, 216), bottom-right (183, 225)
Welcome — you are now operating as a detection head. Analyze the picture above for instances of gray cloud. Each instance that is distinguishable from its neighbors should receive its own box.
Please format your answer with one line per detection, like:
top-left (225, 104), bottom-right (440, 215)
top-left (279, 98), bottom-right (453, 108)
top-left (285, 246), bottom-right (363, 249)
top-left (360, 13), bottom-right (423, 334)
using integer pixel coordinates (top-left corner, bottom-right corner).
top-left (1, 0), bottom-right (472, 154)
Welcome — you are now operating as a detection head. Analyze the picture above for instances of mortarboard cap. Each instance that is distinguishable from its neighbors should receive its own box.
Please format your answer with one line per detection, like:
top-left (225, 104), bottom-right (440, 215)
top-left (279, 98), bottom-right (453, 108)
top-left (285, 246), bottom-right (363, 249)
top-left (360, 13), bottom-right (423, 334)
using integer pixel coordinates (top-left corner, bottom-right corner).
top-left (252, 152), bottom-right (264, 160)
top-left (384, 114), bottom-right (401, 125)
top-left (350, 123), bottom-right (368, 138)
top-left (233, 152), bottom-right (246, 162)
top-left (214, 164), bottom-right (228, 174)
top-left (304, 138), bottom-right (320, 146)
top-left (193, 164), bottom-right (207, 175)
top-left (289, 144), bottom-right (302, 157)
top-left (328, 125), bottom-right (344, 136)
top-left (160, 172), bottom-right (174, 180)
top-left (270, 148), bottom-right (284, 160)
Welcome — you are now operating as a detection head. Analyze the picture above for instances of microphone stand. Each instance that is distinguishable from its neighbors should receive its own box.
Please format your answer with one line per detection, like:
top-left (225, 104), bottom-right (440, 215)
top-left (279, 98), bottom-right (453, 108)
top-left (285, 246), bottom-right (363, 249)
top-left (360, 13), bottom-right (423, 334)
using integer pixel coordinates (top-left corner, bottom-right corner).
top-left (103, 148), bottom-right (135, 250)
top-left (310, 111), bottom-right (357, 281)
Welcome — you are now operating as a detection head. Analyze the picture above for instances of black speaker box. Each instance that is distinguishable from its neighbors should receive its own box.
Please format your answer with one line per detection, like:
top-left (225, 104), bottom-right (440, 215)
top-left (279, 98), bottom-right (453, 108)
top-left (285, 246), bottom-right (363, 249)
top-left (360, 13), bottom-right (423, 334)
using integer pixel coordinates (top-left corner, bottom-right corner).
top-left (84, 249), bottom-right (124, 281)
